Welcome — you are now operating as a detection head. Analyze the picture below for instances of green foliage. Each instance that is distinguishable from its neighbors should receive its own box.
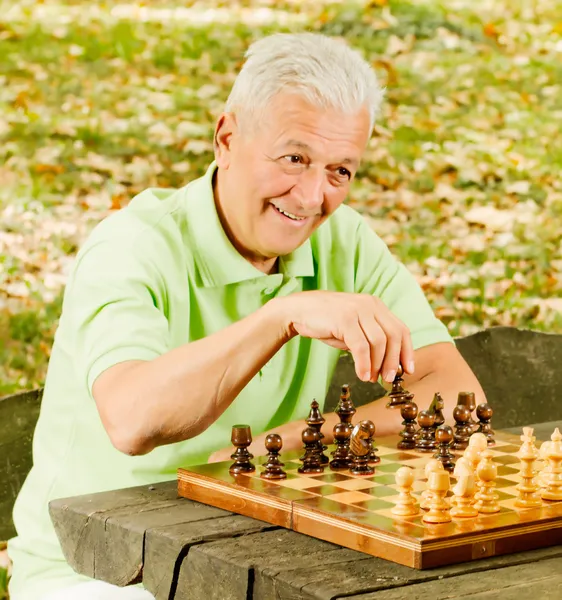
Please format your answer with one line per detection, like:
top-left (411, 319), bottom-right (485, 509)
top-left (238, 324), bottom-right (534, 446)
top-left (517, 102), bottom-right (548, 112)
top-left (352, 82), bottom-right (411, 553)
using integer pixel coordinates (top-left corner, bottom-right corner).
top-left (1, 0), bottom-right (561, 394)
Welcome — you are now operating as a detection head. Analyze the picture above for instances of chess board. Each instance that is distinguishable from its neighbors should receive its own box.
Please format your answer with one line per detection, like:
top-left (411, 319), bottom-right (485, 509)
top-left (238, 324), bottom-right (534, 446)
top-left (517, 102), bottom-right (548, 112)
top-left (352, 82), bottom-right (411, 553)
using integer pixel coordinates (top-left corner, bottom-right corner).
top-left (177, 431), bottom-right (562, 569)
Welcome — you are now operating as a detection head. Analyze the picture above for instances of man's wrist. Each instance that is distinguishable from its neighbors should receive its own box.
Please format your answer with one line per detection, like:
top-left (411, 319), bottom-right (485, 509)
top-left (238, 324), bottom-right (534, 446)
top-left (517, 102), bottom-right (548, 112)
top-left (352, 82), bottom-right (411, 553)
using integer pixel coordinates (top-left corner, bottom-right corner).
top-left (264, 296), bottom-right (298, 344)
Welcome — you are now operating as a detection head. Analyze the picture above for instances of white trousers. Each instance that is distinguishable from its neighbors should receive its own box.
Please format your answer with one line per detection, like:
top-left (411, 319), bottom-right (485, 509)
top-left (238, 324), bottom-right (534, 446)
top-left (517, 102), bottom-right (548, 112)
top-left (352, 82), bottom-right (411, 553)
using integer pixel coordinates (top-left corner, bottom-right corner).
top-left (41, 581), bottom-right (155, 600)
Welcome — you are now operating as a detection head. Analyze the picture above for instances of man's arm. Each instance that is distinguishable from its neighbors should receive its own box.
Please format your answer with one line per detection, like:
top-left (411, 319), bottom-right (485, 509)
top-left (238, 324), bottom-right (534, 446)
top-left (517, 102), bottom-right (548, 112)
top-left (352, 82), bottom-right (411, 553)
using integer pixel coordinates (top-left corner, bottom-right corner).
top-left (209, 341), bottom-right (485, 462)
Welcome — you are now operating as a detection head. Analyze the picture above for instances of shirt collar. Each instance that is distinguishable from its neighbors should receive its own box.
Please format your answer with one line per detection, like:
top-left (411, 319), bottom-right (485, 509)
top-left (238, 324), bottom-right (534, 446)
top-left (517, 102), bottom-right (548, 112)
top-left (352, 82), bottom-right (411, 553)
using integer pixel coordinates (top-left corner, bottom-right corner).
top-left (182, 161), bottom-right (315, 287)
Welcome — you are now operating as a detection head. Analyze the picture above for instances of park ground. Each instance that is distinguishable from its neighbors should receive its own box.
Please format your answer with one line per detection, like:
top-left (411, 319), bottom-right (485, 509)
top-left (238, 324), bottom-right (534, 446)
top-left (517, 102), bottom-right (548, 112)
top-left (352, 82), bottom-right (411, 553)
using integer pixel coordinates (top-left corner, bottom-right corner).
top-left (0, 0), bottom-right (561, 593)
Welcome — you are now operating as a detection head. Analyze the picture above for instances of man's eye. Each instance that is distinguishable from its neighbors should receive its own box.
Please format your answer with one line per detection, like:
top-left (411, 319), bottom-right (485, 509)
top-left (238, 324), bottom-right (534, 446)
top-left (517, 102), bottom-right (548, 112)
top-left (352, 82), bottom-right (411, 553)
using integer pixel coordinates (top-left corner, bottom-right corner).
top-left (337, 167), bottom-right (351, 179)
top-left (284, 155), bottom-right (303, 164)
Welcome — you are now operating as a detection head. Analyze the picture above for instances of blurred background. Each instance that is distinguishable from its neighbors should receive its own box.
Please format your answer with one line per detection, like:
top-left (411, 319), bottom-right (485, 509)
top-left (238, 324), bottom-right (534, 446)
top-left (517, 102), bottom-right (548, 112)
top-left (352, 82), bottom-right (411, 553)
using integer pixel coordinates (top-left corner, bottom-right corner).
top-left (1, 0), bottom-right (561, 400)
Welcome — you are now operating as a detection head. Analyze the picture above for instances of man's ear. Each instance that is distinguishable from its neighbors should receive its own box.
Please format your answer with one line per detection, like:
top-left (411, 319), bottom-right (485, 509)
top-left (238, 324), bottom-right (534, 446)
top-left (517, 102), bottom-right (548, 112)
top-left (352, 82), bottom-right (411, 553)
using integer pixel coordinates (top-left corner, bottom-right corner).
top-left (214, 112), bottom-right (238, 169)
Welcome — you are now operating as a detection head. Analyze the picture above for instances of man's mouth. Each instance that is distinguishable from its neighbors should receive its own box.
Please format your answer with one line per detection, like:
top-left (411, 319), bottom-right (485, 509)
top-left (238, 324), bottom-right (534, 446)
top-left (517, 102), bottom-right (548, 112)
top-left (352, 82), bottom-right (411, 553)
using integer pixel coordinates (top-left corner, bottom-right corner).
top-left (271, 204), bottom-right (307, 221)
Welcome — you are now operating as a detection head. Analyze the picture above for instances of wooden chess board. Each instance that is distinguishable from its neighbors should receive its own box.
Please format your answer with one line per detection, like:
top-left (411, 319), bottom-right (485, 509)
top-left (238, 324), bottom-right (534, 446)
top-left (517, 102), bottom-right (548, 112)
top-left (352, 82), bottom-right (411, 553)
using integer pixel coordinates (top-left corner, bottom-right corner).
top-left (177, 431), bottom-right (562, 569)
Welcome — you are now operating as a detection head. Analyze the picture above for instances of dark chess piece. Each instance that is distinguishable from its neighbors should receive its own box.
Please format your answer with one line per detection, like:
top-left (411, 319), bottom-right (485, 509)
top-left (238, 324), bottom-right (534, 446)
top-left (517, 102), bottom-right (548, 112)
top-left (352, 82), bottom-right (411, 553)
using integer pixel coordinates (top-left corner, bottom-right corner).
top-left (299, 427), bottom-right (324, 474)
top-left (476, 403), bottom-right (495, 446)
top-left (398, 402), bottom-right (418, 450)
top-left (330, 422), bottom-right (352, 470)
top-left (306, 399), bottom-right (329, 464)
top-left (260, 433), bottom-right (287, 480)
top-left (386, 365), bottom-right (414, 409)
top-left (365, 420), bottom-right (380, 464)
top-left (229, 424), bottom-right (256, 474)
top-left (457, 391), bottom-right (477, 429)
top-left (336, 384), bottom-right (356, 425)
top-left (415, 410), bottom-right (437, 453)
top-left (349, 420), bottom-right (375, 475)
top-left (452, 405), bottom-right (472, 450)
top-left (428, 393), bottom-right (445, 428)
top-left (433, 425), bottom-right (456, 472)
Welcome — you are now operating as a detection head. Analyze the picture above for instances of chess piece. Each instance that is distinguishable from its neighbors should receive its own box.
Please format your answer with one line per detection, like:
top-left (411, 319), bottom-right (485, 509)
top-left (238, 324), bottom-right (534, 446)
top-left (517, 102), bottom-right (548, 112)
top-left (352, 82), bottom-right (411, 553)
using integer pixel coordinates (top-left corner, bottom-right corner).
top-left (335, 384), bottom-right (356, 425)
top-left (476, 403), bottom-right (495, 446)
top-left (422, 470), bottom-right (452, 524)
top-left (391, 467), bottom-right (419, 517)
top-left (397, 402), bottom-right (418, 450)
top-left (416, 410), bottom-right (437, 453)
top-left (540, 428), bottom-right (562, 501)
top-left (299, 427), bottom-right (324, 474)
top-left (349, 420), bottom-right (375, 475)
top-left (433, 425), bottom-right (455, 472)
top-left (306, 400), bottom-right (329, 464)
top-left (538, 440), bottom-right (552, 488)
top-left (330, 422), bottom-right (352, 470)
top-left (457, 391), bottom-right (477, 429)
top-left (474, 451), bottom-right (500, 513)
top-left (428, 393), bottom-right (445, 428)
top-left (260, 433), bottom-right (287, 480)
top-left (367, 421), bottom-right (380, 464)
top-left (515, 427), bottom-right (541, 508)
top-left (386, 365), bottom-right (414, 409)
top-left (229, 424), bottom-right (256, 474)
top-left (420, 459), bottom-right (444, 510)
top-left (452, 405), bottom-right (472, 451)
top-left (450, 461), bottom-right (478, 518)
top-left (464, 432), bottom-right (488, 472)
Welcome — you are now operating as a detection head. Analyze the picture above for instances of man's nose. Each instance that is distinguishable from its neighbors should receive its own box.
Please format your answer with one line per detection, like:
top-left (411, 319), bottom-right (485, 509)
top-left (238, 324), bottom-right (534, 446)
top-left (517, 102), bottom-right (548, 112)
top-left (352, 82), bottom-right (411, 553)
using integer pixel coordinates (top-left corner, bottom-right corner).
top-left (294, 167), bottom-right (325, 212)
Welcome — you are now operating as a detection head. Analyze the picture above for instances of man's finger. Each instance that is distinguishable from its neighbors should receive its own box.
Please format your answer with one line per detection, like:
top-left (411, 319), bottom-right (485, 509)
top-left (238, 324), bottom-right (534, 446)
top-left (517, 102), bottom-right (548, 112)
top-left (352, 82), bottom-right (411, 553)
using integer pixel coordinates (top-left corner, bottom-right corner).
top-left (399, 323), bottom-right (415, 375)
top-left (357, 312), bottom-right (386, 383)
top-left (342, 318), bottom-right (372, 382)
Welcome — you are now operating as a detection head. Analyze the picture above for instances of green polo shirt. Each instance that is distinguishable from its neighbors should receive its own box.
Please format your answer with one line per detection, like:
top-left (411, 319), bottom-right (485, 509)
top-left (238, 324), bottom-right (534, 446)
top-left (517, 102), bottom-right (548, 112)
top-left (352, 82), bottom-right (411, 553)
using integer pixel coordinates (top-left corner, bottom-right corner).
top-left (8, 162), bottom-right (452, 599)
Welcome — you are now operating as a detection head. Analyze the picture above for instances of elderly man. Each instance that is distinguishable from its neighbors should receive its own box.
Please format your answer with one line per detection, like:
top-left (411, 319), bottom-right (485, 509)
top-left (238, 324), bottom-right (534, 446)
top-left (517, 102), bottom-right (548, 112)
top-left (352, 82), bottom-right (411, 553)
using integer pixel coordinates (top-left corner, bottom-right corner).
top-left (8, 32), bottom-right (484, 600)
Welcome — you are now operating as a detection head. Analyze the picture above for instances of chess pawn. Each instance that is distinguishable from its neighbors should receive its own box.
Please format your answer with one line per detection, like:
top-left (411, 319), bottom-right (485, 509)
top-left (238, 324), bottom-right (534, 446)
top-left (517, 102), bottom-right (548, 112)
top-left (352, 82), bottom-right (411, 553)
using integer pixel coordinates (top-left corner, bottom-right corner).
top-left (229, 424), bottom-right (256, 474)
top-left (452, 405), bottom-right (472, 451)
top-left (420, 459), bottom-right (444, 510)
top-left (397, 402), bottom-right (418, 450)
top-left (538, 440), bottom-right (553, 488)
top-left (386, 365), bottom-right (414, 409)
top-left (457, 391), bottom-right (477, 429)
top-left (476, 403), bottom-right (495, 446)
top-left (416, 410), bottom-right (437, 453)
top-left (540, 428), bottom-right (562, 501)
top-left (464, 432), bottom-right (488, 472)
top-left (391, 467), bottom-right (419, 517)
top-left (349, 420), bottom-right (375, 476)
top-left (474, 451), bottom-right (500, 513)
top-left (260, 434), bottom-right (287, 480)
top-left (451, 461), bottom-right (478, 518)
top-left (306, 400), bottom-right (329, 464)
top-left (335, 384), bottom-right (356, 425)
top-left (433, 425), bottom-right (456, 473)
top-left (299, 427), bottom-right (324, 474)
top-left (514, 426), bottom-right (541, 508)
top-left (422, 470), bottom-right (452, 524)
top-left (330, 422), bottom-right (352, 470)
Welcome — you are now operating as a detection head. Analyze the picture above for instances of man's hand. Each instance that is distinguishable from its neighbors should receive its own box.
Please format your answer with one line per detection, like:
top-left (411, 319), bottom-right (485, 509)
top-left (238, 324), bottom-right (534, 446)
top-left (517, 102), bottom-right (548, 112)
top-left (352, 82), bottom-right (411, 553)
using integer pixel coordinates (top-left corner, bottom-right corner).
top-left (275, 291), bottom-right (414, 384)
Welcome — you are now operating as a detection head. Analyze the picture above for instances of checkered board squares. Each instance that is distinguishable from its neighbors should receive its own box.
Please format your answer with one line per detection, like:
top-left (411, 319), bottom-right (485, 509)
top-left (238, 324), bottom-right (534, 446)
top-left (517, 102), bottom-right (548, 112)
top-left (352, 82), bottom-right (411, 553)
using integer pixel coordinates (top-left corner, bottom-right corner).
top-left (177, 431), bottom-right (562, 569)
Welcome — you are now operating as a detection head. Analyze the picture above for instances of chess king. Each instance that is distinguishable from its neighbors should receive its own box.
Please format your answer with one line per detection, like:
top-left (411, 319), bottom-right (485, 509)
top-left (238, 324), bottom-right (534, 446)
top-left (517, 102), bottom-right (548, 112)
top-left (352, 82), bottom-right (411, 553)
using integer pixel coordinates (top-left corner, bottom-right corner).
top-left (8, 33), bottom-right (485, 600)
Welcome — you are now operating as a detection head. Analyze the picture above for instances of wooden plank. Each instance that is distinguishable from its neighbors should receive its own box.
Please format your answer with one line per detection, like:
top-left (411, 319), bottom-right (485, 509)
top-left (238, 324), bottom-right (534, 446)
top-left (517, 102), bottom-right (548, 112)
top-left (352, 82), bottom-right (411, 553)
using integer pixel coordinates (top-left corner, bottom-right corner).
top-left (143, 515), bottom-right (276, 600)
top-left (347, 556), bottom-right (562, 599)
top-left (175, 529), bottom-right (349, 599)
top-left (0, 389), bottom-right (42, 540)
top-left (49, 480), bottom-right (186, 581)
top-left (266, 546), bottom-right (562, 600)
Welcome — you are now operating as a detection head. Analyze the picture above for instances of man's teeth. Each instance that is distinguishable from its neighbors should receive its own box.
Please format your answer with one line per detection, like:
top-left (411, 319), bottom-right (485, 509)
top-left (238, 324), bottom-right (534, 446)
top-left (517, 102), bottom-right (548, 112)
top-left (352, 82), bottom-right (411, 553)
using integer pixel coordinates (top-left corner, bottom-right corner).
top-left (273, 205), bottom-right (306, 221)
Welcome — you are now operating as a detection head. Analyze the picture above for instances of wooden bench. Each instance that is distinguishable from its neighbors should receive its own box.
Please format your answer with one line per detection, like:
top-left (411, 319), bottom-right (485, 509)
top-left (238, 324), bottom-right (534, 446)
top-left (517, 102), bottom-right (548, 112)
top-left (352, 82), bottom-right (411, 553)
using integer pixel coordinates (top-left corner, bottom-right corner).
top-left (2, 325), bottom-right (562, 545)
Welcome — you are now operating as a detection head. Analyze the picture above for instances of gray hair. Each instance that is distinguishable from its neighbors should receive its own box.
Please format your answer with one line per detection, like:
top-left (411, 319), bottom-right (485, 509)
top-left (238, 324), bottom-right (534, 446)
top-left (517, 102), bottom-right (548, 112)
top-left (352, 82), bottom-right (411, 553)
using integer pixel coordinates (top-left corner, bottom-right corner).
top-left (225, 32), bottom-right (385, 134)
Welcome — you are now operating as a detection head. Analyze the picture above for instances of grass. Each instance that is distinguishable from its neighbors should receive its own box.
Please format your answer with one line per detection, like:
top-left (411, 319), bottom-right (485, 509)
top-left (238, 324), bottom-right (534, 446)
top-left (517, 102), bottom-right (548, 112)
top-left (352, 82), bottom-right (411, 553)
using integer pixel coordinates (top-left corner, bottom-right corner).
top-left (0, 0), bottom-right (561, 401)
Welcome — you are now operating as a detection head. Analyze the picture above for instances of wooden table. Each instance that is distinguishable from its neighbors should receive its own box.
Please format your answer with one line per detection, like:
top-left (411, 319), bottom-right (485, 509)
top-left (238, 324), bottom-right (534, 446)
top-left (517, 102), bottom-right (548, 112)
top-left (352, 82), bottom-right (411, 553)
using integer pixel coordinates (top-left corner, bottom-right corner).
top-left (50, 422), bottom-right (562, 599)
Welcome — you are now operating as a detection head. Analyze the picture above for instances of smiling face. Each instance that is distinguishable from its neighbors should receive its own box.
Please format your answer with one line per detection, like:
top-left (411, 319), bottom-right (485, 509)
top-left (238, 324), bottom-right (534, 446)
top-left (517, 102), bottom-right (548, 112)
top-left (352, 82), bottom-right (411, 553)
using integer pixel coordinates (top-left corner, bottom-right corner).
top-left (213, 93), bottom-right (371, 272)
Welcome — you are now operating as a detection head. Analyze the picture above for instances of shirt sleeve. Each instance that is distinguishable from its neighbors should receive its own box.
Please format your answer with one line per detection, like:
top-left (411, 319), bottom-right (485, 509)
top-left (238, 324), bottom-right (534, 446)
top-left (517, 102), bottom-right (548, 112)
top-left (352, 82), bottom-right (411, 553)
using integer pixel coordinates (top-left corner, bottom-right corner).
top-left (63, 236), bottom-right (172, 398)
top-left (353, 218), bottom-right (454, 350)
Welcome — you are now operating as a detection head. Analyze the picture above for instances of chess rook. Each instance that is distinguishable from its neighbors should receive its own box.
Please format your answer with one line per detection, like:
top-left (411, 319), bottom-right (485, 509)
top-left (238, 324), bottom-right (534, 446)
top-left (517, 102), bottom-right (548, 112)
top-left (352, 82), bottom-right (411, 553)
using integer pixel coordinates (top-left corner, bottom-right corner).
top-left (457, 391), bottom-right (477, 429)
top-left (229, 424), bottom-right (256, 474)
